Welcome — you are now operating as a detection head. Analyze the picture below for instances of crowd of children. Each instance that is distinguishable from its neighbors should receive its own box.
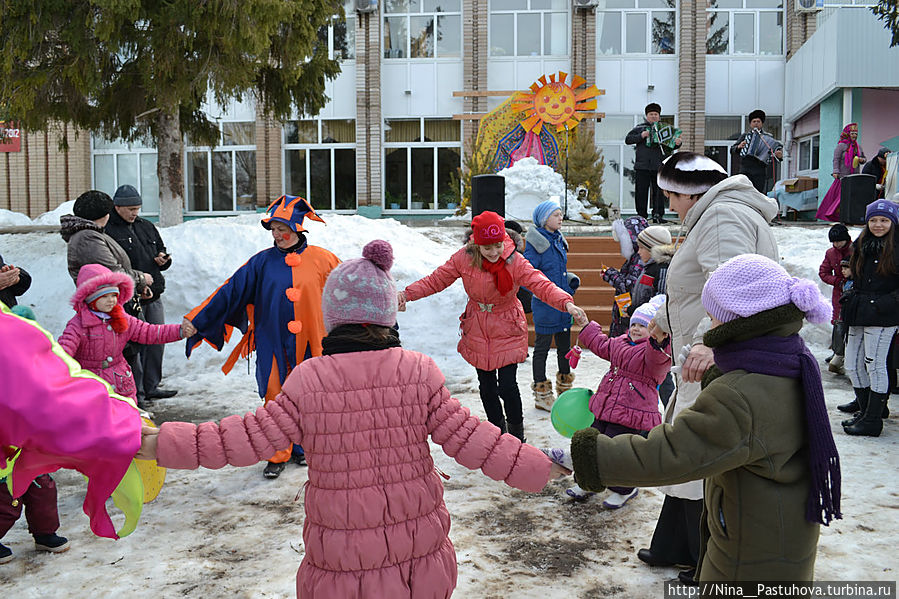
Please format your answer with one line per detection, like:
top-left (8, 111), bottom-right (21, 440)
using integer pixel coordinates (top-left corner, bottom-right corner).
top-left (6, 183), bottom-right (899, 595)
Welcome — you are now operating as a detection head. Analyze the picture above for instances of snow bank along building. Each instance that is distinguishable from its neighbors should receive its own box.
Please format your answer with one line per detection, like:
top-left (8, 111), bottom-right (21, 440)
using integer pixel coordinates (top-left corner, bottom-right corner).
top-left (1, 0), bottom-right (897, 221)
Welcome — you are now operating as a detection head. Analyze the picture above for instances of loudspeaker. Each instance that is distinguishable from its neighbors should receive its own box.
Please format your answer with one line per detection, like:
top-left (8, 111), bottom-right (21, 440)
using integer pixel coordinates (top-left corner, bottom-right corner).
top-left (471, 175), bottom-right (505, 217)
top-left (840, 174), bottom-right (876, 225)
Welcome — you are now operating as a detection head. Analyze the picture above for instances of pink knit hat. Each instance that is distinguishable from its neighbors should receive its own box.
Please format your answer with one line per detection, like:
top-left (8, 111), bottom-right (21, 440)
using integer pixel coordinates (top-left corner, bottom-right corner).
top-left (630, 295), bottom-right (666, 328)
top-left (322, 240), bottom-right (397, 332)
top-left (701, 254), bottom-right (831, 324)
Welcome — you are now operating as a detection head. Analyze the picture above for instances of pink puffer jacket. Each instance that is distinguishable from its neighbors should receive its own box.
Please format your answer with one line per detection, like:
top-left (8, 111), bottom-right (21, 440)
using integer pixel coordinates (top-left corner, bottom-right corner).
top-left (156, 347), bottom-right (551, 598)
top-left (404, 237), bottom-right (573, 371)
top-left (579, 322), bottom-right (671, 431)
top-left (58, 264), bottom-right (182, 399)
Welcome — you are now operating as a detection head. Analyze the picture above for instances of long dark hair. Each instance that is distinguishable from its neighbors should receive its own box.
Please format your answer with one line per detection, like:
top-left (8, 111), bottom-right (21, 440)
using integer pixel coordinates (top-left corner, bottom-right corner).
top-left (850, 225), bottom-right (896, 278)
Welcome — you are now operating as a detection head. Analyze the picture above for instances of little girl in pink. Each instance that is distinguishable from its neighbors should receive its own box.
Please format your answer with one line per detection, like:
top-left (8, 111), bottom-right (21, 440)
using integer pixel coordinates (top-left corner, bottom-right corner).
top-left (567, 296), bottom-right (672, 507)
top-left (59, 263), bottom-right (194, 402)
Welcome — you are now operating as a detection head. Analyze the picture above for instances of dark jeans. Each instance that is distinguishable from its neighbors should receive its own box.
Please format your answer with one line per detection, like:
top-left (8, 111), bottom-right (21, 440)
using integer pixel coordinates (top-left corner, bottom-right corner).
top-left (132, 299), bottom-right (166, 397)
top-left (593, 419), bottom-right (648, 495)
top-left (741, 161), bottom-right (769, 194)
top-left (832, 320), bottom-right (846, 357)
top-left (532, 330), bottom-right (572, 382)
top-left (635, 169), bottom-right (664, 219)
top-left (0, 474), bottom-right (60, 538)
top-left (476, 363), bottom-right (523, 430)
top-left (649, 495), bottom-right (703, 567)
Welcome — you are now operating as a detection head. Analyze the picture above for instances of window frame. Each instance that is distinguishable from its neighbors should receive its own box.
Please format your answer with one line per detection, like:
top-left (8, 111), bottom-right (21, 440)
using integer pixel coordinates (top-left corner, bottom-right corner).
top-left (91, 135), bottom-right (160, 216)
top-left (706, 0), bottom-right (784, 56)
top-left (382, 117), bottom-right (461, 211)
top-left (489, 0), bottom-right (570, 58)
top-left (184, 121), bottom-right (258, 215)
top-left (596, 1), bottom-right (678, 57)
top-left (282, 118), bottom-right (357, 212)
top-left (796, 133), bottom-right (820, 175)
top-left (383, 0), bottom-right (462, 59)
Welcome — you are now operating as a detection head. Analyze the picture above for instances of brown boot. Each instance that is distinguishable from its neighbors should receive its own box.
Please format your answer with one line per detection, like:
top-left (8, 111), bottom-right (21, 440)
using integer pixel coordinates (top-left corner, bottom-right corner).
top-left (532, 380), bottom-right (555, 411)
top-left (556, 372), bottom-right (575, 396)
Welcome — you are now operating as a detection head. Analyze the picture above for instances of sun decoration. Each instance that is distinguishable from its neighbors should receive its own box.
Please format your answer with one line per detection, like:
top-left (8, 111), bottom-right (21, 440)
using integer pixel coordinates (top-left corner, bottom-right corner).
top-left (512, 72), bottom-right (600, 134)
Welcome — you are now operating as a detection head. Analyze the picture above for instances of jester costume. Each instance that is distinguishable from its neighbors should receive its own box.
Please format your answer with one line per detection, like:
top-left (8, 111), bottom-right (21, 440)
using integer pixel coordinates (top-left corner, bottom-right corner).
top-left (0, 302), bottom-right (144, 540)
top-left (185, 196), bottom-right (340, 464)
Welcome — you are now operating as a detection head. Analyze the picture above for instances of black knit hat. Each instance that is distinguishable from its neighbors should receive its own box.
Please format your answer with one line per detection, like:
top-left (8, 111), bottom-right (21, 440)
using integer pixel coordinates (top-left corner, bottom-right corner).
top-left (828, 223), bottom-right (850, 243)
top-left (73, 190), bottom-right (114, 221)
top-left (656, 152), bottom-right (728, 196)
top-left (113, 184), bottom-right (142, 206)
top-left (748, 109), bottom-right (766, 123)
top-left (644, 103), bottom-right (661, 115)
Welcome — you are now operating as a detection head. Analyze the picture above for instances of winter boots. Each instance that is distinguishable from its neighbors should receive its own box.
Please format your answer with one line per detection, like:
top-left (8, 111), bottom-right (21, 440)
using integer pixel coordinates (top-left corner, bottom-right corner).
top-left (602, 489), bottom-right (639, 509)
top-left (556, 372), bottom-right (575, 396)
top-left (827, 355), bottom-right (845, 375)
top-left (841, 387), bottom-right (869, 426)
top-left (263, 461), bottom-right (287, 479)
top-left (0, 543), bottom-right (12, 564)
top-left (844, 390), bottom-right (888, 437)
top-left (532, 380), bottom-right (555, 411)
top-left (33, 533), bottom-right (69, 553)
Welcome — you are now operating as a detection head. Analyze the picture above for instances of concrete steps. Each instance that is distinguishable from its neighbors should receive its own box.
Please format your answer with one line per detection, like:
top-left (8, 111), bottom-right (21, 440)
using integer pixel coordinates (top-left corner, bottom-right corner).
top-left (527, 236), bottom-right (622, 345)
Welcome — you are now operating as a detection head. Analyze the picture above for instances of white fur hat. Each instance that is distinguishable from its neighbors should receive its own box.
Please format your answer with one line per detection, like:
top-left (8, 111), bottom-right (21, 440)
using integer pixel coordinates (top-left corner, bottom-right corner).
top-left (657, 152), bottom-right (728, 196)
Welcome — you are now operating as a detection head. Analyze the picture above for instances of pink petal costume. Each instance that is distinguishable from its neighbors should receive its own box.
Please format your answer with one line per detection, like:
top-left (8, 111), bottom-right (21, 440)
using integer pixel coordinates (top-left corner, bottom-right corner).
top-left (816, 123), bottom-right (865, 222)
top-left (58, 263), bottom-right (183, 400)
top-left (0, 303), bottom-right (142, 539)
top-left (156, 347), bottom-right (552, 598)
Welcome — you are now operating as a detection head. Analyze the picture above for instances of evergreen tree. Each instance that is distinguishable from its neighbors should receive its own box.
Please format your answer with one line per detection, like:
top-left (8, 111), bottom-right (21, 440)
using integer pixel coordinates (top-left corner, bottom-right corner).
top-left (872, 0), bottom-right (899, 47)
top-left (0, 0), bottom-right (341, 225)
top-left (564, 126), bottom-right (609, 218)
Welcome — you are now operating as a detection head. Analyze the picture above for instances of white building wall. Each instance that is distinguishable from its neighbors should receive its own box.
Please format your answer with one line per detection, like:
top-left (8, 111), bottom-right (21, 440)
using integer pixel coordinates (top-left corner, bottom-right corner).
top-left (596, 57), bottom-right (678, 115)
top-left (381, 61), bottom-right (464, 117)
top-left (705, 57), bottom-right (785, 116)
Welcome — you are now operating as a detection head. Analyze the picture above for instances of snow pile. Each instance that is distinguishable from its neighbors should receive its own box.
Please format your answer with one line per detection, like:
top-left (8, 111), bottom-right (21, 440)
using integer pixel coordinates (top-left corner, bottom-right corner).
top-left (498, 157), bottom-right (595, 222)
top-left (0, 209), bottom-right (32, 227)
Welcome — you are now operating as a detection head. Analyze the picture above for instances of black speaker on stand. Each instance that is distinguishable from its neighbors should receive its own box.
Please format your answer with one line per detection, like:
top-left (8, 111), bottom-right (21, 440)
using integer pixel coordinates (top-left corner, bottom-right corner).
top-left (840, 174), bottom-right (876, 225)
top-left (471, 174), bottom-right (505, 217)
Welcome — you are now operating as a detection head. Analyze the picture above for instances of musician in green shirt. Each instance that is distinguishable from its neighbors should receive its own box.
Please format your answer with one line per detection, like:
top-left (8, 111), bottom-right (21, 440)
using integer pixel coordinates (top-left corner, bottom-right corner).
top-left (731, 109), bottom-right (783, 194)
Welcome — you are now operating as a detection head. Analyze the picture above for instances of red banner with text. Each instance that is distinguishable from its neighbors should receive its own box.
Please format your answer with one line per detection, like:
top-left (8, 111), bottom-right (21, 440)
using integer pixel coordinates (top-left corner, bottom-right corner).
top-left (0, 121), bottom-right (21, 152)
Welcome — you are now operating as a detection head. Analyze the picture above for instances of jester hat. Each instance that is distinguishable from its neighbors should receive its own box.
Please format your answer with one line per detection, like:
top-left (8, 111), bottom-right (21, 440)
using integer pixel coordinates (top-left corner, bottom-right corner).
top-left (261, 195), bottom-right (325, 234)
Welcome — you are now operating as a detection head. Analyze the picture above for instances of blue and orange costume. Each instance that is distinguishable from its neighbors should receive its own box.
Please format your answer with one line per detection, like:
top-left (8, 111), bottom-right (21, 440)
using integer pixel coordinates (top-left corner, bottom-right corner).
top-left (185, 196), bottom-right (340, 464)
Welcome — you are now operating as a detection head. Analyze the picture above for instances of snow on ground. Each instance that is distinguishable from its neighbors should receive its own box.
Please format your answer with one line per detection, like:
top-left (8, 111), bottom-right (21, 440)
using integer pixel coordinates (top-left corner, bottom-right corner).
top-left (1, 218), bottom-right (897, 598)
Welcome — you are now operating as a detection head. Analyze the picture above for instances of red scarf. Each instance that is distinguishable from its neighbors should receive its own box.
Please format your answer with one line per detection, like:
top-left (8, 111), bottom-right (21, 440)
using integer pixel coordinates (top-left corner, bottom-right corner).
top-left (106, 304), bottom-right (129, 333)
top-left (481, 257), bottom-right (513, 295)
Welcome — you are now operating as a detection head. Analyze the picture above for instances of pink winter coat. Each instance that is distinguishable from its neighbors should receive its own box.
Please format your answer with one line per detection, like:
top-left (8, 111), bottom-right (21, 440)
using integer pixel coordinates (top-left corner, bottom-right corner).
top-left (58, 264), bottom-right (182, 400)
top-left (579, 321), bottom-right (671, 431)
top-left (155, 347), bottom-right (552, 598)
top-left (818, 244), bottom-right (851, 323)
top-left (404, 237), bottom-right (573, 371)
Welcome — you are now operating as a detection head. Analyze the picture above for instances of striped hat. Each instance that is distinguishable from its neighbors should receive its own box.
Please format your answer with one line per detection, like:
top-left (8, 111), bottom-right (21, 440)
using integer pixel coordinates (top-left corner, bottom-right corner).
top-left (637, 225), bottom-right (672, 250)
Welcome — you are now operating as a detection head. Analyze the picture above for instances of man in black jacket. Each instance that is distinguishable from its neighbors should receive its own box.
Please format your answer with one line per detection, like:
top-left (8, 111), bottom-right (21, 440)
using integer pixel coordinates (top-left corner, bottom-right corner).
top-left (625, 103), bottom-right (683, 223)
top-left (730, 109), bottom-right (783, 194)
top-left (105, 185), bottom-right (177, 401)
top-left (0, 253), bottom-right (31, 308)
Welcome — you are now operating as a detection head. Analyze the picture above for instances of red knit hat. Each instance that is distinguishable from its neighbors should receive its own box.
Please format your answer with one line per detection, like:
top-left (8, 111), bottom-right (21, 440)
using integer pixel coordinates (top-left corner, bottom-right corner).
top-left (471, 211), bottom-right (506, 245)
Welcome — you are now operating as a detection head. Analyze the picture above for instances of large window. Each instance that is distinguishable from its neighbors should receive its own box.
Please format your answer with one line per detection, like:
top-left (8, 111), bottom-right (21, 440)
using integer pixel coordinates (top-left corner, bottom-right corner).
top-left (707, 0), bottom-right (783, 55)
top-left (704, 114), bottom-right (782, 178)
top-left (186, 121), bottom-right (257, 213)
top-left (797, 134), bottom-right (820, 173)
top-left (283, 119), bottom-right (356, 211)
top-left (597, 0), bottom-right (676, 56)
top-left (489, 0), bottom-right (568, 57)
top-left (384, 0), bottom-right (461, 58)
top-left (92, 136), bottom-right (160, 215)
top-left (596, 114), bottom-right (676, 213)
top-left (384, 118), bottom-right (461, 210)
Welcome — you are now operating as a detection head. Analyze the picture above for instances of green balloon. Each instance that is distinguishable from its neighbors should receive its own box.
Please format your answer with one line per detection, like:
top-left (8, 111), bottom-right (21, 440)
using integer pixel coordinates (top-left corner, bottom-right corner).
top-left (551, 388), bottom-right (595, 438)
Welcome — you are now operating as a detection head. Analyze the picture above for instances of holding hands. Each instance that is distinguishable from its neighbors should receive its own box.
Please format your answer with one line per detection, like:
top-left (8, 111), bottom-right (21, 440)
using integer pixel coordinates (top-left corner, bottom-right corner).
top-left (0, 264), bottom-right (21, 290)
top-left (397, 290), bottom-right (407, 312)
top-left (180, 317), bottom-right (197, 338)
top-left (566, 302), bottom-right (588, 327)
top-left (136, 425), bottom-right (159, 461)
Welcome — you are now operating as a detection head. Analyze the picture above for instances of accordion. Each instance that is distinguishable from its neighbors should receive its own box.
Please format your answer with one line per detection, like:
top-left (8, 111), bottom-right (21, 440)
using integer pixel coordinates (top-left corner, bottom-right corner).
top-left (645, 123), bottom-right (682, 151)
top-left (739, 129), bottom-right (778, 164)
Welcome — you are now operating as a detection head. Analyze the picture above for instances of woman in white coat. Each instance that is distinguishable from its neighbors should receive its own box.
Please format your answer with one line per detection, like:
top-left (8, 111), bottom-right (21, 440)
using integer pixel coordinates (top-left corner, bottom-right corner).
top-left (644, 152), bottom-right (780, 583)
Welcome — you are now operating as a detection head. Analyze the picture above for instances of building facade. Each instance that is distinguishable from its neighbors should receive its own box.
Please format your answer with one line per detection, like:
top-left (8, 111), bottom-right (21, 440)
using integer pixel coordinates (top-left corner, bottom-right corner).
top-left (1, 0), bottom-right (896, 220)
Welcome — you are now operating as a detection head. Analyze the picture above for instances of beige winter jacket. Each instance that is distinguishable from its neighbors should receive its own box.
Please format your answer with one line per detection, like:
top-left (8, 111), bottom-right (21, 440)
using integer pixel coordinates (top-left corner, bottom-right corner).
top-left (653, 174), bottom-right (779, 499)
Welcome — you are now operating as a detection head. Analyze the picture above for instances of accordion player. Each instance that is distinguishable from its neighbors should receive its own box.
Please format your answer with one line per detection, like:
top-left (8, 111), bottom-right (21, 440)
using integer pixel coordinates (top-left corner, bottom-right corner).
top-left (731, 112), bottom-right (783, 193)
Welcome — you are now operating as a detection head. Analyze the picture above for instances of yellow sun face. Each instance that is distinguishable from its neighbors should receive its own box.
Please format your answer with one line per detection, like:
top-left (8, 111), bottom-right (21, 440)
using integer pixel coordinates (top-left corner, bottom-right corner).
top-left (512, 71), bottom-right (600, 134)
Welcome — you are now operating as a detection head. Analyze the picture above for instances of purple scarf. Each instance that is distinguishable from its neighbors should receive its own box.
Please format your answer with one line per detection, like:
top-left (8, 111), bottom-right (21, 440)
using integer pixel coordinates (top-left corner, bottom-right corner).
top-left (713, 334), bottom-right (842, 525)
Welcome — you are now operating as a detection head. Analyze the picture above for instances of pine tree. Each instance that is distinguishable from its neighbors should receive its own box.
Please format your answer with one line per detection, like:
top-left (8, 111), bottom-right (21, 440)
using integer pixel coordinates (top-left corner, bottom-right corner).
top-left (564, 126), bottom-right (609, 218)
top-left (872, 0), bottom-right (899, 47)
top-left (0, 0), bottom-right (341, 225)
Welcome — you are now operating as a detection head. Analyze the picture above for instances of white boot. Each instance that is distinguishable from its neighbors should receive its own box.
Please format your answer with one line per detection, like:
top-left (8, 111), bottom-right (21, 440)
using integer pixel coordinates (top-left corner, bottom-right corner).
top-left (602, 488), bottom-right (639, 509)
top-left (828, 355), bottom-right (845, 375)
top-left (566, 484), bottom-right (595, 501)
top-left (532, 380), bottom-right (555, 411)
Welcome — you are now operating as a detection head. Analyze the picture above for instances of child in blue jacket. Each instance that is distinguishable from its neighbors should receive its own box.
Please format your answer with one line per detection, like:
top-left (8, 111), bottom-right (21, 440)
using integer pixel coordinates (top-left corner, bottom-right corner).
top-left (524, 200), bottom-right (580, 410)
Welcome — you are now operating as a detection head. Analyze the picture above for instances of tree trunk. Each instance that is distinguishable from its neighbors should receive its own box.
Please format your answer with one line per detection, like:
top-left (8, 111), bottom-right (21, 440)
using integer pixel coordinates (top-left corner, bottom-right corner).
top-left (156, 108), bottom-right (184, 226)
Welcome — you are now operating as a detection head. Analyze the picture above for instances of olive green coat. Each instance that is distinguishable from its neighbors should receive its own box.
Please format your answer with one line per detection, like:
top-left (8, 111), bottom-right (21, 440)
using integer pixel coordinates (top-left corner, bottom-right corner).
top-left (571, 308), bottom-right (820, 582)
